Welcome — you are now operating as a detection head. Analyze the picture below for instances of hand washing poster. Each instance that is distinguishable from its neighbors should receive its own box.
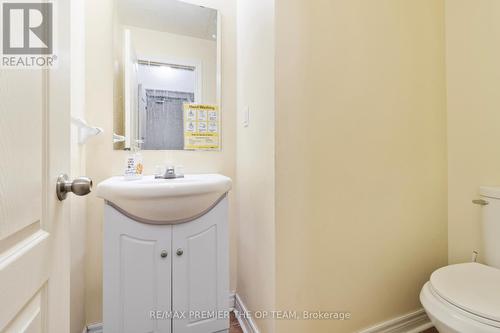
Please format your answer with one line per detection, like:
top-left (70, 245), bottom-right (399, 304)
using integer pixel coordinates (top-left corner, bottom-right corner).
top-left (183, 104), bottom-right (220, 150)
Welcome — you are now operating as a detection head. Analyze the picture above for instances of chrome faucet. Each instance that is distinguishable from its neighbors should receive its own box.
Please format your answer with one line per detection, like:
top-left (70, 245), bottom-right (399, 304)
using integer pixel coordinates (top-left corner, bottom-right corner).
top-left (155, 165), bottom-right (184, 179)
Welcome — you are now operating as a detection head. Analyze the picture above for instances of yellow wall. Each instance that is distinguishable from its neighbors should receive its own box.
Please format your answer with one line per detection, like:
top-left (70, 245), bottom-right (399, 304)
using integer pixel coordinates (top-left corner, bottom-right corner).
top-left (84, 0), bottom-right (237, 324)
top-left (82, 0), bottom-right (498, 330)
top-left (236, 0), bottom-right (275, 332)
top-left (275, 1), bottom-right (448, 332)
top-left (446, 0), bottom-right (500, 265)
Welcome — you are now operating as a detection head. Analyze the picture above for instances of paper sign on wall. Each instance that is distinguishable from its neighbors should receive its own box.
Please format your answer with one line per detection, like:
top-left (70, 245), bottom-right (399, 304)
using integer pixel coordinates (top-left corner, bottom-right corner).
top-left (184, 104), bottom-right (220, 150)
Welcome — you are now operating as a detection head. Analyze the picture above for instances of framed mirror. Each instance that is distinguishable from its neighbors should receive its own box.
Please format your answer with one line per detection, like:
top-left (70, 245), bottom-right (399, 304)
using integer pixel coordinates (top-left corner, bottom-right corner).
top-left (113, 0), bottom-right (221, 151)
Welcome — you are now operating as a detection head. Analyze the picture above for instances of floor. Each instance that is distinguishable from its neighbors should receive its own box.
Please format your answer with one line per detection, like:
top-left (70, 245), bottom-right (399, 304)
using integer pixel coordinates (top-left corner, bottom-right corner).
top-left (230, 312), bottom-right (243, 333)
top-left (422, 328), bottom-right (438, 333)
top-left (229, 312), bottom-right (438, 333)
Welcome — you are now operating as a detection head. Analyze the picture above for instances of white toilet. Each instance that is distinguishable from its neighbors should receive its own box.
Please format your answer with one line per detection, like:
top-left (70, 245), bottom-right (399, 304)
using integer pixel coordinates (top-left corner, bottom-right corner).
top-left (420, 187), bottom-right (500, 333)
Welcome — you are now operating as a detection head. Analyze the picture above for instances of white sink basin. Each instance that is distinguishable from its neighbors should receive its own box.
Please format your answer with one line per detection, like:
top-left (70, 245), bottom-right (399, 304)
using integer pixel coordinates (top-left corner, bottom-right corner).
top-left (96, 174), bottom-right (232, 224)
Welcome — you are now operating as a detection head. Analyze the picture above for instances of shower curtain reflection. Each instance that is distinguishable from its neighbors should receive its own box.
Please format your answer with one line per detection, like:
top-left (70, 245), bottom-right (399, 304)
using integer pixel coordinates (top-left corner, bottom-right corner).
top-left (140, 89), bottom-right (194, 150)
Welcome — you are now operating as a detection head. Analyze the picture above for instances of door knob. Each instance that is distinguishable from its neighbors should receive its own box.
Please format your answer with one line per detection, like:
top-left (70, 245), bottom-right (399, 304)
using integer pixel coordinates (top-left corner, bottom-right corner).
top-left (176, 249), bottom-right (184, 256)
top-left (57, 174), bottom-right (93, 201)
top-left (160, 250), bottom-right (168, 258)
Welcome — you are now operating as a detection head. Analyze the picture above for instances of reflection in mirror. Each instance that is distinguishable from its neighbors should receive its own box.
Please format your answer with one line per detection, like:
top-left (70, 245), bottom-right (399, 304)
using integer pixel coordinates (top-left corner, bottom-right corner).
top-left (113, 0), bottom-right (220, 150)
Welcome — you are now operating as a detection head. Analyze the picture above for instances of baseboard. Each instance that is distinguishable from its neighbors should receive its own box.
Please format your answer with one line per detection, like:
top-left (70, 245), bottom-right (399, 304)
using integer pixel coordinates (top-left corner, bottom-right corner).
top-left (358, 308), bottom-right (433, 333)
top-left (83, 292), bottom-right (237, 333)
top-left (233, 295), bottom-right (430, 333)
top-left (234, 294), bottom-right (260, 333)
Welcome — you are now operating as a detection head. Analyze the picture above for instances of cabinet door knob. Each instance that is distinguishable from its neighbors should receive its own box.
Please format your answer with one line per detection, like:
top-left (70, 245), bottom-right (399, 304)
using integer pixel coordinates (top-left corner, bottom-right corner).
top-left (176, 248), bottom-right (184, 256)
top-left (160, 250), bottom-right (168, 258)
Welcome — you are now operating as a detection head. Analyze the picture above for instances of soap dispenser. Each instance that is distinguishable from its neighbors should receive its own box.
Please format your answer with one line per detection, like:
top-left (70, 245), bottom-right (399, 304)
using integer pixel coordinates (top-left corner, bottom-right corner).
top-left (124, 144), bottom-right (144, 180)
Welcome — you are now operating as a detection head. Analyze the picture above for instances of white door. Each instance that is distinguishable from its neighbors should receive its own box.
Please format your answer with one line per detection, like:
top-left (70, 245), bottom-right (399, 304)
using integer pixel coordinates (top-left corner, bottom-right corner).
top-left (172, 198), bottom-right (229, 333)
top-left (103, 206), bottom-right (172, 333)
top-left (0, 0), bottom-right (72, 332)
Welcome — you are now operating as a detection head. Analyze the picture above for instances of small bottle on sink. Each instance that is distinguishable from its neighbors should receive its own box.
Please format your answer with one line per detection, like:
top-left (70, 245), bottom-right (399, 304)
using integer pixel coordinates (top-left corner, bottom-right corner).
top-left (124, 145), bottom-right (144, 180)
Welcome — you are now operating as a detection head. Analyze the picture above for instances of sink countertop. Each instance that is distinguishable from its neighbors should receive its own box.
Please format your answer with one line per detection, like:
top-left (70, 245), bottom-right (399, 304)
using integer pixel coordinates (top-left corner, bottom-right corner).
top-left (96, 174), bottom-right (232, 224)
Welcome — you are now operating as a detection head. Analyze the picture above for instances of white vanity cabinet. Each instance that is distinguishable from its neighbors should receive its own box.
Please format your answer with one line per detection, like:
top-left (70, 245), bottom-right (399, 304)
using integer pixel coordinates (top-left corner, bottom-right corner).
top-left (103, 197), bottom-right (229, 333)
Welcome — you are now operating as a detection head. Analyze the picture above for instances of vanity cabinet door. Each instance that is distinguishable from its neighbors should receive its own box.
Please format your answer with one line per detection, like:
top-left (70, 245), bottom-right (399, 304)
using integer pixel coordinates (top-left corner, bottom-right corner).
top-left (104, 205), bottom-right (172, 333)
top-left (172, 197), bottom-right (229, 333)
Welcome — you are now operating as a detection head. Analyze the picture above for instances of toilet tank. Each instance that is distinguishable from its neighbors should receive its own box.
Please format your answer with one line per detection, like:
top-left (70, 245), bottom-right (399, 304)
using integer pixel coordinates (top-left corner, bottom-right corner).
top-left (479, 187), bottom-right (500, 268)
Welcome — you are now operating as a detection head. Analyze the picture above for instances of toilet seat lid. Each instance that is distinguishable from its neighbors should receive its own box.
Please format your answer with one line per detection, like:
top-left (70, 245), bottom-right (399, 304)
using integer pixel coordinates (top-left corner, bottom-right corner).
top-left (430, 263), bottom-right (500, 323)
